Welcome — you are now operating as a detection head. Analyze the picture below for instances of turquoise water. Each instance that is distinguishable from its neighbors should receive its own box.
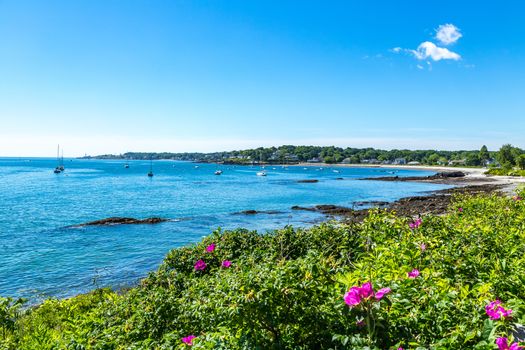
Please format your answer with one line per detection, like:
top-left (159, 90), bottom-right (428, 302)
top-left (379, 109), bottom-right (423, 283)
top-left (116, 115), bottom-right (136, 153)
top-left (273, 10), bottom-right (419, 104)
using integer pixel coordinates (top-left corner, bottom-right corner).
top-left (0, 158), bottom-right (449, 302)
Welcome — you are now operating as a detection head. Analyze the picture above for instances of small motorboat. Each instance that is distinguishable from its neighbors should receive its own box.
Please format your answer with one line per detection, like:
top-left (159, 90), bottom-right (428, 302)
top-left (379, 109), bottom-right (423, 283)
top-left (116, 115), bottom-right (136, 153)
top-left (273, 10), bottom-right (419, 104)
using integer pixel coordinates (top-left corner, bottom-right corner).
top-left (214, 170), bottom-right (223, 175)
top-left (256, 171), bottom-right (267, 176)
top-left (124, 163), bottom-right (129, 168)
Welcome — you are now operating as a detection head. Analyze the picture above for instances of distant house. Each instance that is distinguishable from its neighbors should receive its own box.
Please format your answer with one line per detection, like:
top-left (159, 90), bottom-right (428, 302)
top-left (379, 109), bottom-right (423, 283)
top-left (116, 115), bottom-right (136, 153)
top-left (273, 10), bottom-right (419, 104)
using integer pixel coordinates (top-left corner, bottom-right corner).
top-left (362, 159), bottom-right (381, 164)
top-left (341, 158), bottom-right (352, 164)
top-left (448, 159), bottom-right (466, 166)
top-left (307, 157), bottom-right (322, 163)
top-left (286, 154), bottom-right (299, 162)
top-left (484, 158), bottom-right (497, 167)
top-left (407, 161), bottom-right (421, 165)
top-left (393, 158), bottom-right (406, 165)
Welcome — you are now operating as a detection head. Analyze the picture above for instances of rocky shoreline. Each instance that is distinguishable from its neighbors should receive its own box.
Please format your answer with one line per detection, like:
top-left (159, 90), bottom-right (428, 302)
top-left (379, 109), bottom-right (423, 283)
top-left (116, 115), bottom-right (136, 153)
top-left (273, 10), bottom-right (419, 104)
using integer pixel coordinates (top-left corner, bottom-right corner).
top-left (290, 183), bottom-right (504, 222)
top-left (287, 170), bottom-right (513, 222)
top-left (71, 172), bottom-right (518, 228)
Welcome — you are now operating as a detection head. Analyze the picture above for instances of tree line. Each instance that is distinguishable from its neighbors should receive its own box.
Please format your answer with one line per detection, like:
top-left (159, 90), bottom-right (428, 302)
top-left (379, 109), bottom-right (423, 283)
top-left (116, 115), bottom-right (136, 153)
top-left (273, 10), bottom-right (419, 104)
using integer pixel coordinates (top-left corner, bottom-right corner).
top-left (85, 144), bottom-right (525, 168)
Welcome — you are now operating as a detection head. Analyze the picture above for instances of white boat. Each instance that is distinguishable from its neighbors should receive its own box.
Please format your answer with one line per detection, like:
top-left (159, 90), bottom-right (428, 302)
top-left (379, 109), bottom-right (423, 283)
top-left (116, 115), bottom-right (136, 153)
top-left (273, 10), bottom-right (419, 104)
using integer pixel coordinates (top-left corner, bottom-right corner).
top-left (256, 171), bottom-right (267, 176)
top-left (53, 144), bottom-right (64, 173)
top-left (333, 169), bottom-right (340, 173)
top-left (214, 170), bottom-right (223, 175)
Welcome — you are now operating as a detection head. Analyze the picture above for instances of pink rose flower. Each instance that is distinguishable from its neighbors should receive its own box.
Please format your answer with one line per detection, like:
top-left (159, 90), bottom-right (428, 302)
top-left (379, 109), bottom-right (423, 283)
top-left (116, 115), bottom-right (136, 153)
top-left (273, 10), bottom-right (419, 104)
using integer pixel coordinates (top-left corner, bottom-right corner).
top-left (375, 287), bottom-right (391, 300)
top-left (194, 259), bottom-right (207, 271)
top-left (206, 243), bottom-right (216, 253)
top-left (486, 300), bottom-right (513, 320)
top-left (496, 337), bottom-right (523, 350)
top-left (408, 269), bottom-right (420, 279)
top-left (344, 287), bottom-right (362, 306)
top-left (182, 335), bottom-right (196, 345)
top-left (221, 260), bottom-right (232, 268)
top-left (344, 282), bottom-right (392, 306)
top-left (359, 282), bottom-right (374, 298)
top-left (409, 218), bottom-right (422, 229)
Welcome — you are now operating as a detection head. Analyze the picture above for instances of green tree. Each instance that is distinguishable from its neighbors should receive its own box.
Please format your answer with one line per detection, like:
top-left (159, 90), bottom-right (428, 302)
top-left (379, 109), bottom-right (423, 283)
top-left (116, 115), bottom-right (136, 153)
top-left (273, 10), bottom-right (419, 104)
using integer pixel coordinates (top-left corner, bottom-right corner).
top-left (323, 156), bottom-right (335, 164)
top-left (479, 145), bottom-right (489, 163)
top-left (517, 154), bottom-right (525, 170)
top-left (496, 144), bottom-right (517, 169)
top-left (465, 153), bottom-right (481, 166)
top-left (426, 153), bottom-right (440, 165)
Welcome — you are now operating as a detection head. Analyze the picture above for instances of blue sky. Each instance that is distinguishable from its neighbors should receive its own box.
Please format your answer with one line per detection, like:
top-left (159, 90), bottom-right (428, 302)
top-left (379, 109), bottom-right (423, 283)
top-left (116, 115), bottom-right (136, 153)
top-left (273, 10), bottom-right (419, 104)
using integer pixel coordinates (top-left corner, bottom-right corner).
top-left (0, 0), bottom-right (524, 156)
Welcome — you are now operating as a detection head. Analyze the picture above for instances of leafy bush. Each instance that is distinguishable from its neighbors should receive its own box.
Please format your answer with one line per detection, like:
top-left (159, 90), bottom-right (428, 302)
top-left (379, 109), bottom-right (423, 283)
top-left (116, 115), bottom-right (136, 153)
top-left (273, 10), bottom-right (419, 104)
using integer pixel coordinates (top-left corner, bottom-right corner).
top-left (486, 168), bottom-right (525, 176)
top-left (2, 192), bottom-right (525, 349)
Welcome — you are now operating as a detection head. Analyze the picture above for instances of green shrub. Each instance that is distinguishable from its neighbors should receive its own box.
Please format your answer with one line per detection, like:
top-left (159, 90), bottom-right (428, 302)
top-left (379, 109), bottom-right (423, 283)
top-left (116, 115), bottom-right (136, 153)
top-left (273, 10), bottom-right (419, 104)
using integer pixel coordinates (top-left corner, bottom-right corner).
top-left (2, 193), bottom-right (525, 349)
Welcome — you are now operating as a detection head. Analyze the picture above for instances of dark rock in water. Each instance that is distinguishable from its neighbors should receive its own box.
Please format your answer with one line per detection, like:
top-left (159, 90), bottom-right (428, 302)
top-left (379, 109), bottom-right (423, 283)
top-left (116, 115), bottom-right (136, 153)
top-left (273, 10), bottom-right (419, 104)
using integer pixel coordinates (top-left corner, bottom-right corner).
top-left (335, 177), bottom-right (344, 180)
top-left (360, 171), bottom-right (466, 182)
top-left (291, 205), bottom-right (316, 211)
top-left (297, 179), bottom-right (319, 183)
top-left (234, 210), bottom-right (284, 215)
top-left (242, 210), bottom-right (258, 214)
top-left (77, 217), bottom-right (168, 226)
top-left (353, 201), bottom-right (390, 208)
top-left (292, 204), bottom-right (354, 215)
top-left (435, 171), bottom-right (465, 178)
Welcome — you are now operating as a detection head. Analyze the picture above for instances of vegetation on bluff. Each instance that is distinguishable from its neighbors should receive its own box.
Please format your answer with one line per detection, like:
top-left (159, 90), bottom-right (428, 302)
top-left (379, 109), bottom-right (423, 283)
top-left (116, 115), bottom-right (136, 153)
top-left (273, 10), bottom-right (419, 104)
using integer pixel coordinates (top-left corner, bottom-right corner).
top-left (84, 144), bottom-right (500, 166)
top-left (85, 144), bottom-right (525, 171)
top-left (486, 144), bottom-right (525, 176)
top-left (1, 187), bottom-right (525, 349)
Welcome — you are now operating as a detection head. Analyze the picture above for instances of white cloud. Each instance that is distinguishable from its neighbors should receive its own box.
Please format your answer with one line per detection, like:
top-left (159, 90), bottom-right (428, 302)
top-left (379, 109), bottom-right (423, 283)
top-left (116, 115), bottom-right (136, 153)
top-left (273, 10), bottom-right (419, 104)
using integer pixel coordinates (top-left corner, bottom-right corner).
top-left (390, 23), bottom-right (463, 64)
top-left (411, 41), bottom-right (461, 61)
top-left (435, 24), bottom-right (462, 45)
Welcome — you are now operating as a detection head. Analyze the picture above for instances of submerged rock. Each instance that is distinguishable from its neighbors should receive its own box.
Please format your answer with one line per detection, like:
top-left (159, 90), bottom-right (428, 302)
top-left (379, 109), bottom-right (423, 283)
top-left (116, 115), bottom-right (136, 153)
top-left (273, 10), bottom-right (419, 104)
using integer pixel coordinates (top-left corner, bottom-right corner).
top-left (353, 201), bottom-right (390, 208)
top-left (292, 204), bottom-right (354, 215)
top-left (234, 210), bottom-right (284, 215)
top-left (297, 179), bottom-right (319, 183)
top-left (360, 171), bottom-right (466, 182)
top-left (76, 217), bottom-right (168, 226)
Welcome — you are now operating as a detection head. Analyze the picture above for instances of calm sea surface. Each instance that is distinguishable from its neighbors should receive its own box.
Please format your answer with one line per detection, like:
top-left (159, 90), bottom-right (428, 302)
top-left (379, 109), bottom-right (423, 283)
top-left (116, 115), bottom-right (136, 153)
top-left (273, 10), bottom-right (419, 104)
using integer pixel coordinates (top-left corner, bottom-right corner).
top-left (0, 158), bottom-right (450, 302)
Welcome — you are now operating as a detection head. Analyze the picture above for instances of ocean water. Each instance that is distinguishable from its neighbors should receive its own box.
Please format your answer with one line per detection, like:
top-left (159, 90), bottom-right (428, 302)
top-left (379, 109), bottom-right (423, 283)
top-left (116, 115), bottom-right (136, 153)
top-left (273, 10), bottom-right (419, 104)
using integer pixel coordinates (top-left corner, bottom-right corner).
top-left (0, 158), bottom-right (450, 302)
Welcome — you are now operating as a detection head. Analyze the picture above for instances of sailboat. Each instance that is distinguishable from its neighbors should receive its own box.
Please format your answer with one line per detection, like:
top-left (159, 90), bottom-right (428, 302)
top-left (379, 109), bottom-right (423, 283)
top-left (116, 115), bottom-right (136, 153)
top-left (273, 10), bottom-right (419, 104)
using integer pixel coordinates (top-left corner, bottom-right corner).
top-left (58, 149), bottom-right (65, 171)
top-left (53, 145), bottom-right (62, 173)
top-left (256, 152), bottom-right (267, 176)
top-left (147, 158), bottom-right (154, 177)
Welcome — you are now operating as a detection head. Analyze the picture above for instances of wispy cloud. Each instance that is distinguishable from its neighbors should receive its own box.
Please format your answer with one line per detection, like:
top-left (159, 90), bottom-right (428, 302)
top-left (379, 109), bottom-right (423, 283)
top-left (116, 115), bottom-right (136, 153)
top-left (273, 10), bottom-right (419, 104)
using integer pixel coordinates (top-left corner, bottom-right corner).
top-left (435, 24), bottom-right (462, 45)
top-left (391, 24), bottom-right (463, 66)
top-left (411, 41), bottom-right (460, 61)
